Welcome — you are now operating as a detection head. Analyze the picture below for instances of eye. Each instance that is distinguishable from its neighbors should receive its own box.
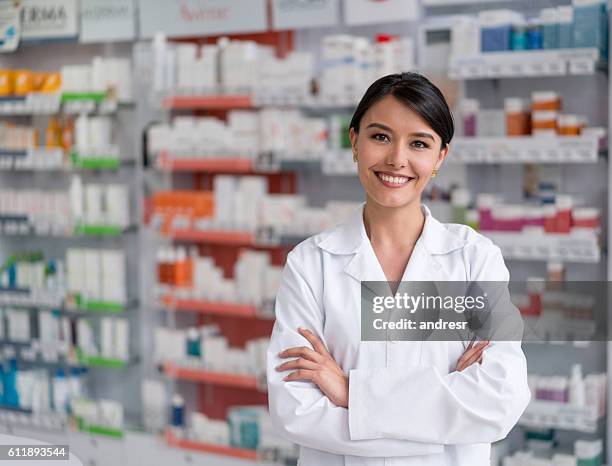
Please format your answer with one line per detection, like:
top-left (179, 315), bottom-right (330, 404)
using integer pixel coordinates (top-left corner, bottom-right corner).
top-left (411, 140), bottom-right (430, 149)
top-left (371, 133), bottom-right (390, 142)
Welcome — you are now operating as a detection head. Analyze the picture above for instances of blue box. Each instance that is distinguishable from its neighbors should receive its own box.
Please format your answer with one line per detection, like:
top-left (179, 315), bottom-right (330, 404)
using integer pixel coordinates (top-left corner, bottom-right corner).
top-left (481, 25), bottom-right (513, 52)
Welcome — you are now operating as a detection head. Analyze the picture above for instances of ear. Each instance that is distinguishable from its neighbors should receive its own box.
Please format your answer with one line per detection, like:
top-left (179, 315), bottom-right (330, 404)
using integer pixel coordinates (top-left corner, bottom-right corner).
top-left (349, 127), bottom-right (358, 152)
top-left (435, 143), bottom-right (449, 170)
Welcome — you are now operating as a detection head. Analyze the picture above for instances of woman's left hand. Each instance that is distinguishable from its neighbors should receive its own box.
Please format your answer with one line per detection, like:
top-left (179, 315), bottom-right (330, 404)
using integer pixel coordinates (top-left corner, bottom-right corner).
top-left (276, 327), bottom-right (349, 408)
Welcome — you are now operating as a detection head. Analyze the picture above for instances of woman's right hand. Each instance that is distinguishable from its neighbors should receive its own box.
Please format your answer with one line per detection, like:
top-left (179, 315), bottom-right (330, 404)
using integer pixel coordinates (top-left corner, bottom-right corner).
top-left (455, 338), bottom-right (490, 372)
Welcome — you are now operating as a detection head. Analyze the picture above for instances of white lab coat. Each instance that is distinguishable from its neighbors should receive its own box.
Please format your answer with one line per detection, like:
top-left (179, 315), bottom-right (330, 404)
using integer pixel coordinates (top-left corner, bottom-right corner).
top-left (266, 203), bottom-right (531, 466)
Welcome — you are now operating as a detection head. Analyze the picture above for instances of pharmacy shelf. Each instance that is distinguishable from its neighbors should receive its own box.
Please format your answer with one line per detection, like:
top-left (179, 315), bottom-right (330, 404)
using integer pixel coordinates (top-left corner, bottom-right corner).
top-left (77, 422), bottom-right (124, 439)
top-left (450, 136), bottom-right (600, 164)
top-left (161, 94), bottom-right (253, 110)
top-left (167, 229), bottom-right (257, 246)
top-left (60, 92), bottom-right (107, 103)
top-left (0, 293), bottom-right (130, 314)
top-left (165, 229), bottom-right (306, 248)
top-left (71, 156), bottom-right (122, 170)
top-left (424, 0), bottom-right (514, 4)
top-left (155, 152), bottom-right (323, 174)
top-left (159, 91), bottom-right (358, 111)
top-left (0, 343), bottom-right (130, 370)
top-left (77, 355), bottom-right (129, 369)
top-left (165, 429), bottom-right (258, 461)
top-left (0, 148), bottom-right (130, 172)
top-left (484, 231), bottom-right (601, 263)
top-left (162, 362), bottom-right (264, 391)
top-left (0, 224), bottom-right (134, 238)
top-left (0, 407), bottom-right (67, 432)
top-left (160, 296), bottom-right (274, 320)
top-left (519, 400), bottom-right (602, 433)
top-left (156, 155), bottom-right (256, 173)
top-left (0, 93), bottom-right (61, 115)
top-left (0, 92), bottom-right (127, 115)
top-left (449, 48), bottom-right (603, 79)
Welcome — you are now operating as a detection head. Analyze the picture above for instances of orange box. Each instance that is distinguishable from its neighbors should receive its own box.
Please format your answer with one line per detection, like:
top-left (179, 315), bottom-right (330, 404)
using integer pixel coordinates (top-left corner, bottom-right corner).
top-left (14, 70), bottom-right (33, 95)
top-left (0, 70), bottom-right (14, 96)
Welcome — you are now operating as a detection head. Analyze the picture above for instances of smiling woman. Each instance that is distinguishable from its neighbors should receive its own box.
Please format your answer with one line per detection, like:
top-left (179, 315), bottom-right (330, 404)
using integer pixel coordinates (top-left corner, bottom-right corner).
top-left (266, 72), bottom-right (530, 466)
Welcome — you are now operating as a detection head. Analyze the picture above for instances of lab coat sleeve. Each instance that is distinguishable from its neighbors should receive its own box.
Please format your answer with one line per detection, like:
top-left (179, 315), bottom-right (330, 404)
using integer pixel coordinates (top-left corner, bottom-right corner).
top-left (348, 240), bottom-right (531, 445)
top-left (267, 245), bottom-right (444, 457)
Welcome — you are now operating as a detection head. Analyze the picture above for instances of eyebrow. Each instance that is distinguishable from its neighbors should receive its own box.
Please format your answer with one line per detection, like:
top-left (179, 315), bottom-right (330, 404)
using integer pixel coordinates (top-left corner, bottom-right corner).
top-left (365, 123), bottom-right (435, 141)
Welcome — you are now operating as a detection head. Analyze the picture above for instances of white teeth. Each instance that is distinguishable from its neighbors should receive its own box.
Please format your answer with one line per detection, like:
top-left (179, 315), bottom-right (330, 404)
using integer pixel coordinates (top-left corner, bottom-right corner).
top-left (378, 173), bottom-right (410, 185)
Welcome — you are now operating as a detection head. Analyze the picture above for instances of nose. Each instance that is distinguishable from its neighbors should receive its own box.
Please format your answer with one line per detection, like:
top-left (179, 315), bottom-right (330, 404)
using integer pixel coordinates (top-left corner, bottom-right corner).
top-left (384, 143), bottom-right (408, 168)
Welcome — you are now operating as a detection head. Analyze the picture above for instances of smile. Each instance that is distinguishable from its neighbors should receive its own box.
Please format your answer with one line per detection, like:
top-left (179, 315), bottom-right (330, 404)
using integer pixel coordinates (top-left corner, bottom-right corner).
top-left (375, 171), bottom-right (415, 187)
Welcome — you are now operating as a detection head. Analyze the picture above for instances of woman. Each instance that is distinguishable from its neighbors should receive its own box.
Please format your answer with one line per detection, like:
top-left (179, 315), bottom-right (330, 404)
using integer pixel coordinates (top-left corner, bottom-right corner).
top-left (266, 73), bottom-right (530, 466)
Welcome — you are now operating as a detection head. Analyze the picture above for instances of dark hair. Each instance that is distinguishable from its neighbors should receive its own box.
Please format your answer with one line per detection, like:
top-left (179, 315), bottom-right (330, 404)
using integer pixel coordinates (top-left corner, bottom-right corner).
top-left (349, 72), bottom-right (454, 147)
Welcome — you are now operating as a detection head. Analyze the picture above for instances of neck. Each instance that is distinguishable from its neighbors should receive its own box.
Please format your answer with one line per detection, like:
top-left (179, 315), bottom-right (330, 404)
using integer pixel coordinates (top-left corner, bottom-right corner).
top-left (363, 198), bottom-right (425, 250)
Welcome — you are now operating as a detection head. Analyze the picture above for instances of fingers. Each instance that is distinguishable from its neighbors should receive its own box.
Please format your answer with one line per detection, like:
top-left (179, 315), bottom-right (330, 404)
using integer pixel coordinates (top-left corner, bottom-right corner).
top-left (277, 327), bottom-right (330, 362)
top-left (278, 345), bottom-right (321, 362)
top-left (283, 369), bottom-right (316, 382)
top-left (466, 336), bottom-right (476, 351)
top-left (456, 340), bottom-right (490, 371)
top-left (275, 357), bottom-right (318, 373)
top-left (298, 327), bottom-right (330, 356)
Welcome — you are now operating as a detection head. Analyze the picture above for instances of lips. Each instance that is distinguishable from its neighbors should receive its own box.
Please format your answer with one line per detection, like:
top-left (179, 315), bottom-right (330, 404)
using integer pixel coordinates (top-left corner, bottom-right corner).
top-left (375, 171), bottom-right (415, 187)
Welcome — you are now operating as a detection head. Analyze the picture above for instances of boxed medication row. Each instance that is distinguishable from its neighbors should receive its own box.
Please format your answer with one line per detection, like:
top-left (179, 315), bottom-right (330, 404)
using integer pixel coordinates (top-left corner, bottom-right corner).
top-left (157, 247), bottom-right (282, 307)
top-left (0, 308), bottom-right (129, 363)
top-left (0, 178), bottom-right (129, 233)
top-left (451, 1), bottom-right (608, 57)
top-left (148, 110), bottom-right (327, 159)
top-left (154, 325), bottom-right (269, 378)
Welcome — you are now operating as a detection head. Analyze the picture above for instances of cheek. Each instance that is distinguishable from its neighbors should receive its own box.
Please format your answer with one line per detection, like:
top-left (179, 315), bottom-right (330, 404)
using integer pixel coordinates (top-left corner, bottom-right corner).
top-left (411, 154), bottom-right (437, 176)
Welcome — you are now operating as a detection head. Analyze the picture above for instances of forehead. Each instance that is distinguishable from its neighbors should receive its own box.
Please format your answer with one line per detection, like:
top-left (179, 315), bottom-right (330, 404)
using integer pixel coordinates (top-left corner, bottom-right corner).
top-left (361, 95), bottom-right (439, 140)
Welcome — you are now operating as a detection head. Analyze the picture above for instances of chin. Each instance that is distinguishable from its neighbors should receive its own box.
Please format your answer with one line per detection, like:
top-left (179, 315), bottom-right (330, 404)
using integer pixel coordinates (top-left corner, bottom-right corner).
top-left (369, 191), bottom-right (419, 209)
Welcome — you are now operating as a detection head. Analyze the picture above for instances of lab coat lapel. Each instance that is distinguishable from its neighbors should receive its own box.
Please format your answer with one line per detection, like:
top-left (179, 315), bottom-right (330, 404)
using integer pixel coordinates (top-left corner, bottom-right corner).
top-left (317, 202), bottom-right (464, 286)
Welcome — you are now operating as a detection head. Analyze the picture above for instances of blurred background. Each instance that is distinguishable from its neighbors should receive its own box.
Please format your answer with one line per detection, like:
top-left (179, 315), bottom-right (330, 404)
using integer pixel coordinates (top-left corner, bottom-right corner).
top-left (0, 0), bottom-right (609, 465)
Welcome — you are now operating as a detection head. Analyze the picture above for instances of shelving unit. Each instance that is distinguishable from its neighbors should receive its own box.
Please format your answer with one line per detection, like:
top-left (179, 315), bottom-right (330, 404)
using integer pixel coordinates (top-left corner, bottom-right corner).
top-left (520, 400), bottom-right (603, 433)
top-left (450, 135), bottom-right (601, 164)
top-left (165, 429), bottom-right (259, 461)
top-left (431, 3), bottom-right (611, 463)
top-left (159, 297), bottom-right (273, 320)
top-left (0, 44), bottom-right (142, 443)
top-left (449, 48), bottom-right (604, 79)
top-left (162, 362), bottom-right (264, 391)
top-left (483, 231), bottom-right (601, 263)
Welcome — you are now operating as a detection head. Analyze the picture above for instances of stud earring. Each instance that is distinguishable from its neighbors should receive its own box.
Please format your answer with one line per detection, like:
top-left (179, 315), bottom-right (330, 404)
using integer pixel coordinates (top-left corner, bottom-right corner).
top-left (431, 169), bottom-right (438, 178)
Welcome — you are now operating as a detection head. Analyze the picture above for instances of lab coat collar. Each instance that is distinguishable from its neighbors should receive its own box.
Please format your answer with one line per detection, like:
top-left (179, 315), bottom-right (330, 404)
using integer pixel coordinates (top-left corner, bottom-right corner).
top-left (315, 202), bottom-right (467, 257)
top-left (316, 202), bottom-right (467, 285)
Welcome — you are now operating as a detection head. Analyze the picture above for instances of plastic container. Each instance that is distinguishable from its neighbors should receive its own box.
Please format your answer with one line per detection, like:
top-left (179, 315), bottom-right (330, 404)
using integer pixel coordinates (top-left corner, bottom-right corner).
top-left (171, 394), bottom-right (185, 428)
top-left (531, 91), bottom-right (562, 111)
top-left (532, 110), bottom-right (558, 135)
top-left (461, 99), bottom-right (479, 137)
top-left (465, 209), bottom-right (479, 230)
top-left (541, 8), bottom-right (559, 49)
top-left (557, 6), bottom-right (574, 48)
top-left (493, 205), bottom-right (523, 231)
top-left (555, 195), bottom-right (573, 233)
top-left (505, 98), bottom-right (531, 136)
top-left (511, 22), bottom-right (528, 50)
top-left (526, 19), bottom-right (544, 49)
top-left (557, 114), bottom-right (582, 136)
top-left (547, 261), bottom-right (565, 283)
top-left (477, 194), bottom-right (497, 231)
top-left (572, 207), bottom-right (600, 229)
top-left (451, 189), bottom-right (470, 224)
top-left (543, 205), bottom-right (558, 233)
